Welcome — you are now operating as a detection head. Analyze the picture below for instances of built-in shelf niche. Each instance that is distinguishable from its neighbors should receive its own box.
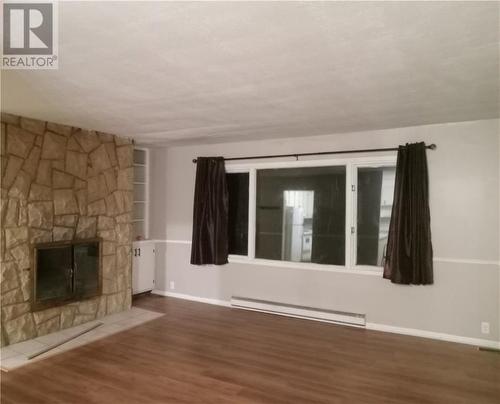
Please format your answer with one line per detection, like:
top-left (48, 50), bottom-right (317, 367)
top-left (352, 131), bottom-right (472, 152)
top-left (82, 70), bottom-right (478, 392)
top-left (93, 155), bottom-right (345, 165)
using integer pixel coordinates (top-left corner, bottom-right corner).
top-left (133, 148), bottom-right (149, 239)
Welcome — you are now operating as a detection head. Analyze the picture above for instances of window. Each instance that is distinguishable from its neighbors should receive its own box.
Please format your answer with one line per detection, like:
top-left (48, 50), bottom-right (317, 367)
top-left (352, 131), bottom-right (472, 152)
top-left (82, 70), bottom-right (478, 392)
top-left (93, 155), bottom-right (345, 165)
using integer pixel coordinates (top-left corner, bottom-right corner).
top-left (227, 173), bottom-right (249, 255)
top-left (355, 166), bottom-right (396, 266)
top-left (133, 148), bottom-right (149, 240)
top-left (226, 157), bottom-right (396, 271)
top-left (256, 166), bottom-right (346, 265)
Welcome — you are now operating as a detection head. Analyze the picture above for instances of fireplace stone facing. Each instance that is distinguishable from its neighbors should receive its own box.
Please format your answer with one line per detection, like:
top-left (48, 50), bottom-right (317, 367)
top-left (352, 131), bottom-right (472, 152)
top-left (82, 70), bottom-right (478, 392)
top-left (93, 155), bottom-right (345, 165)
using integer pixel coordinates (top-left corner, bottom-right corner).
top-left (0, 113), bottom-right (134, 346)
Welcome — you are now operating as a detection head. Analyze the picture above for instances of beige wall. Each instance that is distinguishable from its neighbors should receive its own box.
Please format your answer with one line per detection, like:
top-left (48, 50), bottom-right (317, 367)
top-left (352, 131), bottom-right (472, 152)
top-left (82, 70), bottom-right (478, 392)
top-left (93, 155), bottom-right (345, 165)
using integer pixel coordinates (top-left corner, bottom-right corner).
top-left (150, 119), bottom-right (500, 342)
top-left (0, 113), bottom-right (134, 346)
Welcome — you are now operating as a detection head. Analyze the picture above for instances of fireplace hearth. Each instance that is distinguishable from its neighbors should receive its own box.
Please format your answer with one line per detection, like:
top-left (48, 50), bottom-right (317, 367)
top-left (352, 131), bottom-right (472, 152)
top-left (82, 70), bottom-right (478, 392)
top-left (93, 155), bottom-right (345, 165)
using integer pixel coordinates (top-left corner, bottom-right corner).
top-left (33, 239), bottom-right (102, 311)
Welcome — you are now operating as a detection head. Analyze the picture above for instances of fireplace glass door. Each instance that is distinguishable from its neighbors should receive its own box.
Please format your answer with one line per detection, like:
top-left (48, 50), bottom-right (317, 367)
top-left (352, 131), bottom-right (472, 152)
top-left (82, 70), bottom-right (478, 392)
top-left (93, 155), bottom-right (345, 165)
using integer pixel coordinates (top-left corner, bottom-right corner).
top-left (35, 245), bottom-right (73, 303)
top-left (73, 242), bottom-right (100, 298)
top-left (33, 239), bottom-right (101, 310)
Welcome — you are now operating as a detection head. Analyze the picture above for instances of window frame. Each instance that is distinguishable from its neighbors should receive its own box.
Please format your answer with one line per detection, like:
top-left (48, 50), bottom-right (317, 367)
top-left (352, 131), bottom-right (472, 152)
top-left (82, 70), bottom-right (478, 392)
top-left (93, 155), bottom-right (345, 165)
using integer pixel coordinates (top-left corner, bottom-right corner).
top-left (226, 155), bottom-right (396, 275)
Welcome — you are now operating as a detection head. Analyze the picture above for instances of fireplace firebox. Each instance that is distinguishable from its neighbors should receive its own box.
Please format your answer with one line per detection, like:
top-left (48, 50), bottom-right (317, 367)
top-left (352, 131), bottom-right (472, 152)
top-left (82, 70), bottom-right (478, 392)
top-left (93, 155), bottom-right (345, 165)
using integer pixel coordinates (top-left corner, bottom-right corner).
top-left (33, 238), bottom-right (102, 311)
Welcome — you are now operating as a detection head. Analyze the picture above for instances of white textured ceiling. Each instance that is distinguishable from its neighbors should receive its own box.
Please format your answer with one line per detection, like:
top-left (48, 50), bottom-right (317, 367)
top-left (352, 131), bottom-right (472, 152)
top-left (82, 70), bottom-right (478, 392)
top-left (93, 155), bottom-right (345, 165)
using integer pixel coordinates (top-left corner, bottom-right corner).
top-left (1, 1), bottom-right (499, 145)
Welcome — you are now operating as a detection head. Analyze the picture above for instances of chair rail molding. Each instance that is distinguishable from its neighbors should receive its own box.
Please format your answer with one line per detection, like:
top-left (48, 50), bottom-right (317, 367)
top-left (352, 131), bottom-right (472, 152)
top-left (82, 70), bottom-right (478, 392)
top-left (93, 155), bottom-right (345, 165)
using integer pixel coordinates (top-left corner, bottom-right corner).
top-left (158, 240), bottom-right (500, 267)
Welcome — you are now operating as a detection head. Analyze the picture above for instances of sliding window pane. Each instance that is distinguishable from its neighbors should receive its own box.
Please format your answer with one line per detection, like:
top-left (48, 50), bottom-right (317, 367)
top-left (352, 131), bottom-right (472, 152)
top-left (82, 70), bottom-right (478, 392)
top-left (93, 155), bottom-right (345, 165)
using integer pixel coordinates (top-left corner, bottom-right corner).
top-left (256, 166), bottom-right (346, 265)
top-left (356, 166), bottom-right (396, 266)
top-left (227, 173), bottom-right (249, 255)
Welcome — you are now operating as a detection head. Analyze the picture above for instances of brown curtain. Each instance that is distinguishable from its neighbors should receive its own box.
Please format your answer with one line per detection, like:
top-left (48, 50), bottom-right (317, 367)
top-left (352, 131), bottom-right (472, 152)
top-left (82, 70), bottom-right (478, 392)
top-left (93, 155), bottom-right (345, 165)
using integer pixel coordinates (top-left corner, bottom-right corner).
top-left (190, 157), bottom-right (229, 265)
top-left (383, 142), bottom-right (433, 284)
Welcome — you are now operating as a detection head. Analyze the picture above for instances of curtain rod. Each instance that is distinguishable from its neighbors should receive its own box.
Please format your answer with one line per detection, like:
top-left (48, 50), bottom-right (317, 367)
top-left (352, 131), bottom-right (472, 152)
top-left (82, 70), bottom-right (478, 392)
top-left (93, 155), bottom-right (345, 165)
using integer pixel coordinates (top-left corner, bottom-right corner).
top-left (191, 143), bottom-right (437, 163)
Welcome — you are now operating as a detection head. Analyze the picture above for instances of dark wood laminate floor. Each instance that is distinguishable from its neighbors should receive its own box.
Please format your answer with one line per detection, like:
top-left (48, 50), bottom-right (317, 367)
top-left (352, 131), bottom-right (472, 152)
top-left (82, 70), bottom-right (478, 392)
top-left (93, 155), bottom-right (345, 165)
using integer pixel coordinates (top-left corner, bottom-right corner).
top-left (1, 294), bottom-right (499, 404)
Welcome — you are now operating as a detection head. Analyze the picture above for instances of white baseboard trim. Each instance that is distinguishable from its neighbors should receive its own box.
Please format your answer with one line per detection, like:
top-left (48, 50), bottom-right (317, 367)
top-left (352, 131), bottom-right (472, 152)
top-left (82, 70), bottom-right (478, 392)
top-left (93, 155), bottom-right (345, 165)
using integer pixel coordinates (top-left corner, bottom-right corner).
top-left (366, 322), bottom-right (500, 350)
top-left (151, 290), bottom-right (231, 307)
top-left (151, 289), bottom-right (500, 349)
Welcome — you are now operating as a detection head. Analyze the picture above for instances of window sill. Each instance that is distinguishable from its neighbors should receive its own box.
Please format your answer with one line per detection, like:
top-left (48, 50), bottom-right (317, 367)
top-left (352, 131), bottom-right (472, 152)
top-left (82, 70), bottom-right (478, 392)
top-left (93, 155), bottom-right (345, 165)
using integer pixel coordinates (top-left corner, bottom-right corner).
top-left (227, 255), bottom-right (383, 276)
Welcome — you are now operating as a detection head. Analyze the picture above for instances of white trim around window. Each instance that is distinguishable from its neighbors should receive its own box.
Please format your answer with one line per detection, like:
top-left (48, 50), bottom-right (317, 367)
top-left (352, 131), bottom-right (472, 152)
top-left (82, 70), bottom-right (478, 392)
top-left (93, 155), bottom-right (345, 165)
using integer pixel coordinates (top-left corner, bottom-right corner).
top-left (225, 155), bottom-right (397, 275)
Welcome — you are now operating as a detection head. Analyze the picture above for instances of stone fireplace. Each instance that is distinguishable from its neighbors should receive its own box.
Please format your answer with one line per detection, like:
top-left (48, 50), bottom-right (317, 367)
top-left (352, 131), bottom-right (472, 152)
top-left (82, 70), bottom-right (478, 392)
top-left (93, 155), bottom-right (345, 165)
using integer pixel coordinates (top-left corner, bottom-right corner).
top-left (1, 113), bottom-right (134, 346)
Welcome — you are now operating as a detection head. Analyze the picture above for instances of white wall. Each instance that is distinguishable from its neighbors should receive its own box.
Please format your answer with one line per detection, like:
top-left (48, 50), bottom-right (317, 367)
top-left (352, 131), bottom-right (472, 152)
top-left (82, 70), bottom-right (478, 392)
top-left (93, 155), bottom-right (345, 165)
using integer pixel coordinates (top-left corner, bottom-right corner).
top-left (149, 119), bottom-right (500, 343)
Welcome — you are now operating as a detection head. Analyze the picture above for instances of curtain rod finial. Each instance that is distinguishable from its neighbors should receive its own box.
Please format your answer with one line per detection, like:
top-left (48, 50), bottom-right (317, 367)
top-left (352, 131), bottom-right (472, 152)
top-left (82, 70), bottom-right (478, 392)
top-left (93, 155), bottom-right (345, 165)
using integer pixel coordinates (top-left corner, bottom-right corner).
top-left (192, 158), bottom-right (197, 163)
top-left (428, 143), bottom-right (437, 150)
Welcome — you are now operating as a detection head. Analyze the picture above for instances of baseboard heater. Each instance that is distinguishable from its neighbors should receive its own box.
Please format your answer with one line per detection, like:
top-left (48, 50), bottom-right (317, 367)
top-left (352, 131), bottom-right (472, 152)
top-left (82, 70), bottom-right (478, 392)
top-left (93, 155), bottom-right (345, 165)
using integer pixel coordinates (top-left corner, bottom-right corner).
top-left (230, 296), bottom-right (366, 327)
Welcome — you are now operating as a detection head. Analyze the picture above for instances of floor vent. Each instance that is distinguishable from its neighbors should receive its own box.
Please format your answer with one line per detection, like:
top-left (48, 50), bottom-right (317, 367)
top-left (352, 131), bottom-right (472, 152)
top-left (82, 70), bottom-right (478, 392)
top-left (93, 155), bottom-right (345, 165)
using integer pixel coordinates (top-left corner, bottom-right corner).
top-left (230, 296), bottom-right (366, 327)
